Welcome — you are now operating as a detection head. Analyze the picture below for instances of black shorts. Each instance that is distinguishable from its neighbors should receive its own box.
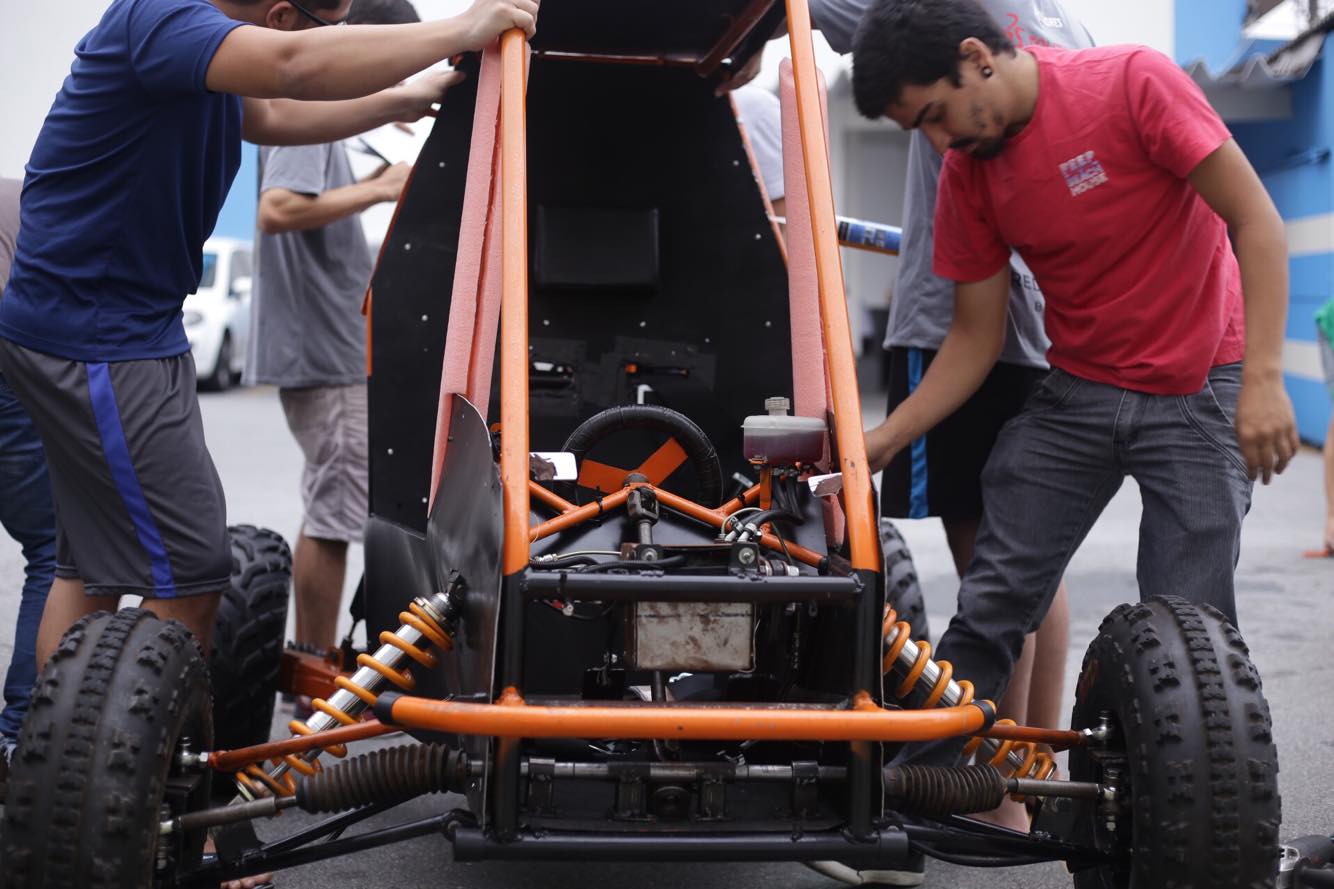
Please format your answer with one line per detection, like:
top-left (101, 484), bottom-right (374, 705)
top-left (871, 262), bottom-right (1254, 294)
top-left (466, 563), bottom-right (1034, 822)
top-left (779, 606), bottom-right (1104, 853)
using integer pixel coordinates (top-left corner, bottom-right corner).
top-left (881, 346), bottom-right (1046, 522)
top-left (0, 338), bottom-right (230, 598)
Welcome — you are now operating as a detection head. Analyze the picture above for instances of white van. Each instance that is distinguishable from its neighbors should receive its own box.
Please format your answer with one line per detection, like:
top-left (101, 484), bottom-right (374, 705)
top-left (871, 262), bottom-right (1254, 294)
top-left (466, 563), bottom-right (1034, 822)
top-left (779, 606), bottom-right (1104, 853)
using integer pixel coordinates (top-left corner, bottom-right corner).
top-left (184, 236), bottom-right (252, 391)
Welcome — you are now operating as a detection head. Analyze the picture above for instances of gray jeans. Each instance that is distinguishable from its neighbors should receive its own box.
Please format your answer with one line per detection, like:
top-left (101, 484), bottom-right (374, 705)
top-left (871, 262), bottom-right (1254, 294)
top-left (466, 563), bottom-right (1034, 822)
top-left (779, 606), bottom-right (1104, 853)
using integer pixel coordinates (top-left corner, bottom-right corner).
top-left (936, 362), bottom-right (1253, 710)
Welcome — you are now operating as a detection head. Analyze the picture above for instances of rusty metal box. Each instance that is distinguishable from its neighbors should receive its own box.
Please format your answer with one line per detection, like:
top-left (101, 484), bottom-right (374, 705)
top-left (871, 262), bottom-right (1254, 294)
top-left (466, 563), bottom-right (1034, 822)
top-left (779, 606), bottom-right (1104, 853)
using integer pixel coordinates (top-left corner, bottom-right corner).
top-left (626, 601), bottom-right (756, 672)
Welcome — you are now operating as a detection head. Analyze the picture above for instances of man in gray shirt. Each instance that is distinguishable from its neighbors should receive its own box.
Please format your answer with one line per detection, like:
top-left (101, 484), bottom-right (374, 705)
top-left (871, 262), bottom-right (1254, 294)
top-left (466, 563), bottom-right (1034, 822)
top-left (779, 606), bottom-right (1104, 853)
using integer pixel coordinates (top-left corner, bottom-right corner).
top-left (247, 0), bottom-right (420, 656)
top-left (0, 177), bottom-right (57, 793)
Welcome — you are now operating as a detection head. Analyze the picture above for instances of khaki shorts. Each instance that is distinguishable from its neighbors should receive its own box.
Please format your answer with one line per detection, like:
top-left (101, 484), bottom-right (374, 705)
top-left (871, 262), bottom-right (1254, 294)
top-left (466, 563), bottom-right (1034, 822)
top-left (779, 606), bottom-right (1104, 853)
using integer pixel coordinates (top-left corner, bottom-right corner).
top-left (279, 384), bottom-right (368, 543)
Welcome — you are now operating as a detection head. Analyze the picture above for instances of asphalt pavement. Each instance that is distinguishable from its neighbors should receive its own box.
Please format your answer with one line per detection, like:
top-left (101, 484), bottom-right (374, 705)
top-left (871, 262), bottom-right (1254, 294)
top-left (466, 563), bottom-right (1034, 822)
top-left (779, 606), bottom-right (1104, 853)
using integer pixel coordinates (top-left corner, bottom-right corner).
top-left (0, 384), bottom-right (1331, 888)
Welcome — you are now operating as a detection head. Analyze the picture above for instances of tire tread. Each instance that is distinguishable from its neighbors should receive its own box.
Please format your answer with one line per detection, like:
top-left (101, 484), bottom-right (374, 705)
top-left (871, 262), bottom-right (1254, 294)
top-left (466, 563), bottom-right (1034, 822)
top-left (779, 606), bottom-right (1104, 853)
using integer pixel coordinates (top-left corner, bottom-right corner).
top-left (1071, 597), bottom-right (1280, 889)
top-left (2, 609), bottom-right (212, 889)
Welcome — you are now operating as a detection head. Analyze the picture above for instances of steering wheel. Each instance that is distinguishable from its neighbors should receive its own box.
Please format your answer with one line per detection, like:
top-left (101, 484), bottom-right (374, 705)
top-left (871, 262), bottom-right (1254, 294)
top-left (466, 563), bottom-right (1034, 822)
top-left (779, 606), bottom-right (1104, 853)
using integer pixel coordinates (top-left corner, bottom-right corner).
top-left (558, 404), bottom-right (724, 507)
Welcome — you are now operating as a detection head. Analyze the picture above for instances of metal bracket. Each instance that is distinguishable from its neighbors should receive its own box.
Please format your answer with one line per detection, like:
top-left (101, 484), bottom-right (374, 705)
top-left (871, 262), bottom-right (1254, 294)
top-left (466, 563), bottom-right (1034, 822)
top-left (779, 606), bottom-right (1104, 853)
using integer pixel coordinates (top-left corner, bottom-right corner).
top-left (729, 542), bottom-right (761, 573)
top-left (697, 774), bottom-right (727, 821)
top-left (527, 757), bottom-right (557, 815)
top-left (791, 760), bottom-right (820, 819)
top-left (612, 766), bottom-right (652, 821)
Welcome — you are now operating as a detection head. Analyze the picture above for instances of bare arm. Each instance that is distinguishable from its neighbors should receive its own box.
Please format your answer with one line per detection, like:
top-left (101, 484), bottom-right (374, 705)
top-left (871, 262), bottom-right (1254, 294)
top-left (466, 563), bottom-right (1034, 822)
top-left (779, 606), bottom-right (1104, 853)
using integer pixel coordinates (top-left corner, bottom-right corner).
top-left (864, 266), bottom-right (1010, 472)
top-left (242, 72), bottom-right (460, 145)
top-left (1188, 138), bottom-right (1299, 483)
top-left (258, 163), bottom-right (411, 235)
top-left (206, 0), bottom-right (536, 100)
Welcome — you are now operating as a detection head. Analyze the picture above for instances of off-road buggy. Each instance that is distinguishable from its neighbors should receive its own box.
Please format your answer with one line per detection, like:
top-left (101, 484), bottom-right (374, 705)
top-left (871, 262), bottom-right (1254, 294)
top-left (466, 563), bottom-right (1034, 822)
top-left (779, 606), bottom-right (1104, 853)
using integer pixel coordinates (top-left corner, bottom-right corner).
top-left (3, 3), bottom-right (1325, 888)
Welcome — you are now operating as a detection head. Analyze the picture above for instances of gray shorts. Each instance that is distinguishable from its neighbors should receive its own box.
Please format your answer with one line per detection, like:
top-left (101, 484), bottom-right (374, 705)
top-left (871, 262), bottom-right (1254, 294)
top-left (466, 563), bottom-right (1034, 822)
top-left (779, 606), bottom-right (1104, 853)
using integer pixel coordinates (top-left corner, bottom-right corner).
top-left (0, 338), bottom-right (230, 598)
top-left (279, 384), bottom-right (367, 543)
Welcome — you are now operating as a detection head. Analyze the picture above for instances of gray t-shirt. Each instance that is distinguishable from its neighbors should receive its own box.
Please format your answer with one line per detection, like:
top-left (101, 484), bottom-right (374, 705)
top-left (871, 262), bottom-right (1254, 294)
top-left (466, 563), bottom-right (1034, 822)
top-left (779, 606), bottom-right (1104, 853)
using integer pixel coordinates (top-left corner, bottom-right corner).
top-left (733, 86), bottom-right (786, 201)
top-left (811, 0), bottom-right (1094, 367)
top-left (0, 178), bottom-right (21, 290)
top-left (808, 0), bottom-right (869, 54)
top-left (886, 1), bottom-right (1093, 366)
top-left (247, 142), bottom-right (372, 388)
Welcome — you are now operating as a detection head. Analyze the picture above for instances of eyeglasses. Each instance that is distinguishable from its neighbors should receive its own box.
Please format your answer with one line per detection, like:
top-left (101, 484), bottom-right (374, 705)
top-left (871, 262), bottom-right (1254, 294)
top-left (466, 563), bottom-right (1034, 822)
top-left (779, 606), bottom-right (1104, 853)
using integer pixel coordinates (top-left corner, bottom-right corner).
top-left (286, 0), bottom-right (346, 27)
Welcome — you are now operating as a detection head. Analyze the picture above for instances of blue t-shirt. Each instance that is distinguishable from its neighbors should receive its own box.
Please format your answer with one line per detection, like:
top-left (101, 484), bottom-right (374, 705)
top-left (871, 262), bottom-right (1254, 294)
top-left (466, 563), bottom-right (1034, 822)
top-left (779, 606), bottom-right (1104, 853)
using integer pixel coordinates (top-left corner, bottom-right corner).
top-left (0, 0), bottom-right (245, 361)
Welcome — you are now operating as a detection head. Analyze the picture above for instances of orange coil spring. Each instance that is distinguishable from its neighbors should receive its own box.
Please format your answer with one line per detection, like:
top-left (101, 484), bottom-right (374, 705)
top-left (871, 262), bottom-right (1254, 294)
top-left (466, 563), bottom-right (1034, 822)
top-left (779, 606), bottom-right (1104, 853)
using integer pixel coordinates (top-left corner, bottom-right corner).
top-left (962, 719), bottom-right (1057, 798)
top-left (236, 760), bottom-right (296, 797)
top-left (235, 603), bottom-right (449, 795)
top-left (882, 605), bottom-right (1054, 794)
top-left (882, 605), bottom-right (974, 710)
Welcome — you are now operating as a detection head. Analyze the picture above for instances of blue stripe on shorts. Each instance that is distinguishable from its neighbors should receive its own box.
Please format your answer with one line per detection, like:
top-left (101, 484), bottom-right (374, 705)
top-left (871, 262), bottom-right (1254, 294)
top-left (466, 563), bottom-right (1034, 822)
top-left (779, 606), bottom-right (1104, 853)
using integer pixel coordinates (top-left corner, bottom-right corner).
top-left (906, 348), bottom-right (929, 519)
top-left (86, 362), bottom-right (178, 597)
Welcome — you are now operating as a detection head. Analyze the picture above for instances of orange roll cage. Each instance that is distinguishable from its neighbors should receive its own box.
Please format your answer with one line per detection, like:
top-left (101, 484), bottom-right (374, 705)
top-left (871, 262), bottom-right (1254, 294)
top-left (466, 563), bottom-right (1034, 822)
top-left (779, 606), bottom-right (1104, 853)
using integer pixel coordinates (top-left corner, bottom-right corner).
top-left (264, 3), bottom-right (1072, 788)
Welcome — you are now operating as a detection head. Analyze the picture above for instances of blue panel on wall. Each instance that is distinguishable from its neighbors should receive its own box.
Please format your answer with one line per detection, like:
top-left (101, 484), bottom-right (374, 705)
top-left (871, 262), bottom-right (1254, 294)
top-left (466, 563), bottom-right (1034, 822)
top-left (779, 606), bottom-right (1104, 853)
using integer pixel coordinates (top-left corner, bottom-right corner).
top-left (1288, 374), bottom-right (1332, 444)
top-left (1175, 0), bottom-right (1248, 68)
top-left (1289, 255), bottom-right (1334, 343)
top-left (1234, 148), bottom-right (1332, 220)
top-left (1177, 2), bottom-right (1334, 446)
top-left (1290, 300), bottom-right (1328, 344)
top-left (211, 142), bottom-right (257, 242)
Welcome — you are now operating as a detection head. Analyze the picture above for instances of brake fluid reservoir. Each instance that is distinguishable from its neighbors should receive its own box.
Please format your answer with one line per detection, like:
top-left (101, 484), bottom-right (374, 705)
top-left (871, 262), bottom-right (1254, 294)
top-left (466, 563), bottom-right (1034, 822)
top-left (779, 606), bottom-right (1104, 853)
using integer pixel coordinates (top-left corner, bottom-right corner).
top-left (741, 397), bottom-right (827, 466)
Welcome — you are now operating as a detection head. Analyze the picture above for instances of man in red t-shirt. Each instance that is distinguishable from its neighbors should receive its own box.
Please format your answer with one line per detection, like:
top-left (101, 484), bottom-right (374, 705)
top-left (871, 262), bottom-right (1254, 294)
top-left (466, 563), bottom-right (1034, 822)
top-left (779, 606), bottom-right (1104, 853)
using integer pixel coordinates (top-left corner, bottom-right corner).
top-left (851, 0), bottom-right (1297, 713)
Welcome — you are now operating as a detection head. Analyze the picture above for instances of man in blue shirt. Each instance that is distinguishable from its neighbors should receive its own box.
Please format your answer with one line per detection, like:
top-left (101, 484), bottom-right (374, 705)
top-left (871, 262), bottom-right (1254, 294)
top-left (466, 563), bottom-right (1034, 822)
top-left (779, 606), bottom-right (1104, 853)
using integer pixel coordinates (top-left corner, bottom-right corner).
top-left (0, 0), bottom-right (538, 680)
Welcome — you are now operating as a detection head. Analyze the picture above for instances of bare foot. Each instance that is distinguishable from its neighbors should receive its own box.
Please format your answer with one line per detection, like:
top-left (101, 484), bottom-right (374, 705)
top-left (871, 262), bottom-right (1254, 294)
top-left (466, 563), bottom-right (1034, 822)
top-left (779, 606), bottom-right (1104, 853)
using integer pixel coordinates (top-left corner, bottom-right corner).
top-left (222, 876), bottom-right (275, 889)
top-left (970, 796), bottom-right (1032, 833)
top-left (203, 835), bottom-right (274, 888)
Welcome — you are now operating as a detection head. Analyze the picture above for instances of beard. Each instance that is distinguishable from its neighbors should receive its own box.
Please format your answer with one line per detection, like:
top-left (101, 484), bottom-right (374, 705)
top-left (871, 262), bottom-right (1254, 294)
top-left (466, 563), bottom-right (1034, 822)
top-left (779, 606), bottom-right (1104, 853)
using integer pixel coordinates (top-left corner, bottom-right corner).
top-left (948, 135), bottom-right (1009, 159)
top-left (971, 137), bottom-right (1008, 160)
top-left (953, 101), bottom-right (1011, 160)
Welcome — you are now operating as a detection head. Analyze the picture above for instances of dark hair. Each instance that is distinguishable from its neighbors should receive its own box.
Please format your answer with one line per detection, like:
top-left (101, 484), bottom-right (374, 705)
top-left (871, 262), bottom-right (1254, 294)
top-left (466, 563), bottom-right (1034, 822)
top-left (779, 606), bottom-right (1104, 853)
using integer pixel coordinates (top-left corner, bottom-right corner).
top-left (345, 0), bottom-right (421, 25)
top-left (236, 0), bottom-right (344, 8)
top-left (852, 0), bottom-right (1014, 119)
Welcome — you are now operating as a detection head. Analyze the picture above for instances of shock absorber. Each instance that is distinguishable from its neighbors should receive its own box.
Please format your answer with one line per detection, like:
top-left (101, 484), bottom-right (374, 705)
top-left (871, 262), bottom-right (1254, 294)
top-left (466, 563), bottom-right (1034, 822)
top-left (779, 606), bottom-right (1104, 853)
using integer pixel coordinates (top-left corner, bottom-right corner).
top-left (235, 583), bottom-right (463, 799)
top-left (881, 605), bottom-right (1055, 786)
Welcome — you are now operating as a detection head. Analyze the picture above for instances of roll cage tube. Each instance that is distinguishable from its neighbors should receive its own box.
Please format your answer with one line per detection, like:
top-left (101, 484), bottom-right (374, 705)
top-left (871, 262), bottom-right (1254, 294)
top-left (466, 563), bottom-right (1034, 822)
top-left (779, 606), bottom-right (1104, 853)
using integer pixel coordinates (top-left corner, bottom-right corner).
top-left (494, 2), bottom-right (879, 576)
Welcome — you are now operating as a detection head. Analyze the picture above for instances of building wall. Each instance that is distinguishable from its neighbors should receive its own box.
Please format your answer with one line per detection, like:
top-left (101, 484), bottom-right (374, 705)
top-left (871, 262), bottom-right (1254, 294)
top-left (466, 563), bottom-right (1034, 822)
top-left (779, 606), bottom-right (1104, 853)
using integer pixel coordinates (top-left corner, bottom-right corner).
top-left (1174, 0), bottom-right (1249, 67)
top-left (1174, 0), bottom-right (1334, 443)
top-left (1073, 0), bottom-right (1173, 52)
top-left (0, 1), bottom-right (109, 180)
top-left (1232, 57), bottom-right (1334, 443)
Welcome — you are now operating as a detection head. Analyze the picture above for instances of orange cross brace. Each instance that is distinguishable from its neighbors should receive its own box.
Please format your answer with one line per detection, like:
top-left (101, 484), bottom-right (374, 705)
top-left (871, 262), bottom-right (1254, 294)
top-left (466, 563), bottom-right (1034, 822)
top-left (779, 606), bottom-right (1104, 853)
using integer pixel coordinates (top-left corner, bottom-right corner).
top-left (577, 438), bottom-right (688, 492)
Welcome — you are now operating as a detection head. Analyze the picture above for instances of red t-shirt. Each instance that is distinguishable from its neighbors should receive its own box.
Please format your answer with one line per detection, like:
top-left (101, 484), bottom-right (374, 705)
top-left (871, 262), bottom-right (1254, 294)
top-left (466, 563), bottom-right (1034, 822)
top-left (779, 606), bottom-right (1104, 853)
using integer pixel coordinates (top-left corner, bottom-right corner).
top-left (933, 45), bottom-right (1244, 395)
